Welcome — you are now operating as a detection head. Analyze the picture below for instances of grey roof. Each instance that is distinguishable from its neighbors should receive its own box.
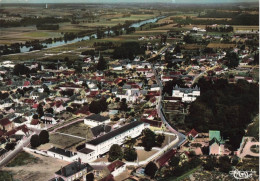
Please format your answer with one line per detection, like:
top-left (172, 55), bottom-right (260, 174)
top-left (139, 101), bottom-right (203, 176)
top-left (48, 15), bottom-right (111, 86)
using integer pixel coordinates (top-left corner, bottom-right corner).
top-left (78, 148), bottom-right (94, 154)
top-left (173, 85), bottom-right (200, 93)
top-left (85, 114), bottom-right (109, 122)
top-left (55, 162), bottom-right (93, 177)
top-left (87, 121), bottom-right (144, 146)
top-left (48, 147), bottom-right (76, 158)
top-left (91, 124), bottom-right (111, 137)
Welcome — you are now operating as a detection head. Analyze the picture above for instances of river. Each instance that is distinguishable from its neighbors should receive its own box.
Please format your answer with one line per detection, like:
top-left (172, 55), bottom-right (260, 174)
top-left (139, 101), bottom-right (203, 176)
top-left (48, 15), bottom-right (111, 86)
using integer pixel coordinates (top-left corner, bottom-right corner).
top-left (19, 16), bottom-right (165, 53)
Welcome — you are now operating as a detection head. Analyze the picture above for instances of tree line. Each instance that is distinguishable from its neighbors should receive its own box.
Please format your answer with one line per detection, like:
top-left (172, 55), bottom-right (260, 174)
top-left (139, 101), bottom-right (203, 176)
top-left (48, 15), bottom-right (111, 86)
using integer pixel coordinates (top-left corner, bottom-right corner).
top-left (186, 78), bottom-right (259, 150)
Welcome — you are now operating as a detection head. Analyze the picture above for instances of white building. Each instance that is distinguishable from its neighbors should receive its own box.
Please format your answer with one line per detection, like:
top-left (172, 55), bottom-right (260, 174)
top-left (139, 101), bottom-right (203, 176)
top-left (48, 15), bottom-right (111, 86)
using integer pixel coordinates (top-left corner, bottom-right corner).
top-left (78, 121), bottom-right (148, 163)
top-left (47, 147), bottom-right (78, 162)
top-left (172, 85), bottom-right (200, 103)
top-left (107, 160), bottom-right (126, 177)
top-left (84, 114), bottom-right (110, 127)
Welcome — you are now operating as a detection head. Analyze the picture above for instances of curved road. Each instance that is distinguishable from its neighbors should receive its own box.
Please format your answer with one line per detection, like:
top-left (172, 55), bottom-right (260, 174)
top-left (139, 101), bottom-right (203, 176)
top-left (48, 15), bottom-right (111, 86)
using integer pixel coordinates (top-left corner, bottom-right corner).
top-left (151, 46), bottom-right (186, 148)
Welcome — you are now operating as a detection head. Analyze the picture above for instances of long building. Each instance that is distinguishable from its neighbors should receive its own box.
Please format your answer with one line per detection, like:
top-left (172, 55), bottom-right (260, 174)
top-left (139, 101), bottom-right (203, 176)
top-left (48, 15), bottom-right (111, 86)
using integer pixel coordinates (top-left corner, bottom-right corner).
top-left (78, 120), bottom-right (148, 163)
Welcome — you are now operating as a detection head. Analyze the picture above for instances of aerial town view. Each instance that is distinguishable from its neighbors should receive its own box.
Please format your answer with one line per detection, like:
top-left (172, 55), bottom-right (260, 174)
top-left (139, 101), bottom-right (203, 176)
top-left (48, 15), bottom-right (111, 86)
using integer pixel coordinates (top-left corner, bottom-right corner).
top-left (0, 0), bottom-right (259, 180)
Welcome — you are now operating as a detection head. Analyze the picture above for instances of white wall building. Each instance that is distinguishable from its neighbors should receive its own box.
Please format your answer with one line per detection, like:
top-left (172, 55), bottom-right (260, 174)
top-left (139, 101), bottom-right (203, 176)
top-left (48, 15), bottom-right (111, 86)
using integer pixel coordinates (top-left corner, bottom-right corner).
top-left (84, 114), bottom-right (110, 127)
top-left (78, 121), bottom-right (149, 163)
top-left (172, 85), bottom-right (200, 103)
top-left (47, 147), bottom-right (78, 162)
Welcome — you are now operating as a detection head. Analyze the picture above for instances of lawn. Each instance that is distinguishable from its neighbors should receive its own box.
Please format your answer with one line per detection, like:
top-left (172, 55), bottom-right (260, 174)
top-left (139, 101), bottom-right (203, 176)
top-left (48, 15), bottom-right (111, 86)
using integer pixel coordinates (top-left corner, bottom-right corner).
top-left (6, 151), bottom-right (39, 167)
top-left (57, 121), bottom-right (89, 138)
top-left (0, 171), bottom-right (13, 181)
top-left (49, 133), bottom-right (85, 149)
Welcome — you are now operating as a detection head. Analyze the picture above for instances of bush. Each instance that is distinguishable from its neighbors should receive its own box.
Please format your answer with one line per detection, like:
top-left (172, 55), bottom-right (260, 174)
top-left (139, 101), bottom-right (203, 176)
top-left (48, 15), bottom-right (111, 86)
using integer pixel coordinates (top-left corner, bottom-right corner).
top-left (144, 162), bottom-right (158, 178)
top-left (30, 134), bottom-right (40, 148)
top-left (39, 130), bottom-right (49, 144)
top-left (108, 144), bottom-right (123, 162)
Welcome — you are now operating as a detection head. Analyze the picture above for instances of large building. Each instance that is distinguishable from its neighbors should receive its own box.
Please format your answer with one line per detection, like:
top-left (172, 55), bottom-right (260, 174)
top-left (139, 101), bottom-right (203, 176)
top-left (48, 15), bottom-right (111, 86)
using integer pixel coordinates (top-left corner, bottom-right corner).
top-left (54, 160), bottom-right (93, 181)
top-left (78, 121), bottom-right (148, 163)
top-left (172, 85), bottom-right (200, 103)
top-left (209, 130), bottom-right (225, 155)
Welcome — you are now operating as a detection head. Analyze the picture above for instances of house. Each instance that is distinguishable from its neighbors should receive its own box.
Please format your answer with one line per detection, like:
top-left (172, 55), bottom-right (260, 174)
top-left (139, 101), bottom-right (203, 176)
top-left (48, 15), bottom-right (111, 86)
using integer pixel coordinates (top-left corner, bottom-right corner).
top-left (0, 118), bottom-right (14, 132)
top-left (47, 147), bottom-right (78, 162)
top-left (86, 124), bottom-right (112, 140)
top-left (209, 130), bottom-right (225, 155)
top-left (172, 85), bottom-right (200, 103)
top-left (156, 150), bottom-right (176, 167)
top-left (187, 129), bottom-right (199, 140)
top-left (77, 121), bottom-right (148, 163)
top-left (54, 160), bottom-right (94, 181)
top-left (84, 114), bottom-right (110, 127)
top-left (107, 160), bottom-right (126, 177)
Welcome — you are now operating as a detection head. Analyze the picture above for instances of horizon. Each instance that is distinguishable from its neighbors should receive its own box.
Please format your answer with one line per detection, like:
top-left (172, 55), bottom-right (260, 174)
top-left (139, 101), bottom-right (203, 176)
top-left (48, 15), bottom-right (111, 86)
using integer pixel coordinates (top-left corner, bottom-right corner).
top-left (0, 0), bottom-right (259, 4)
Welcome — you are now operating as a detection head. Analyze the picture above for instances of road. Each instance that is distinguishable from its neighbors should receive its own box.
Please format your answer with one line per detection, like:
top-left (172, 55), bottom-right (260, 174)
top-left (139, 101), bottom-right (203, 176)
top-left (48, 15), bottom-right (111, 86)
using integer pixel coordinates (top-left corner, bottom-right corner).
top-left (0, 128), bottom-right (41, 168)
top-left (151, 46), bottom-right (186, 148)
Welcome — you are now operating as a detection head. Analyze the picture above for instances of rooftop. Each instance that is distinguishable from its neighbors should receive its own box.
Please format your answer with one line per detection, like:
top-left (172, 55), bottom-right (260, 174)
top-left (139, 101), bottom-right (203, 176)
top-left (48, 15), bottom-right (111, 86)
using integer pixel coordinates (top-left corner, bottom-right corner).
top-left (85, 114), bottom-right (109, 122)
top-left (55, 161), bottom-right (93, 178)
top-left (87, 121), bottom-right (144, 146)
top-left (48, 147), bottom-right (76, 157)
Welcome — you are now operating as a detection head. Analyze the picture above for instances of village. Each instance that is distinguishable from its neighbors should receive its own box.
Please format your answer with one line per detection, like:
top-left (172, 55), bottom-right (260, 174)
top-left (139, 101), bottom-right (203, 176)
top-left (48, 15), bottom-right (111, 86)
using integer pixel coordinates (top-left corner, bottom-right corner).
top-left (0, 2), bottom-right (259, 181)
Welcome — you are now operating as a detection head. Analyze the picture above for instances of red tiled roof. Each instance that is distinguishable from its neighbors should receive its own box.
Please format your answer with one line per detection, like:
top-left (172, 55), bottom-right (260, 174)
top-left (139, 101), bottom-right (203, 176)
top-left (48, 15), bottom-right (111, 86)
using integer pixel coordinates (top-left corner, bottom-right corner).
top-left (31, 119), bottom-right (40, 125)
top-left (32, 104), bottom-right (39, 109)
top-left (99, 174), bottom-right (115, 181)
top-left (107, 160), bottom-right (125, 173)
top-left (156, 150), bottom-right (176, 167)
top-left (141, 118), bottom-right (162, 128)
top-left (23, 81), bottom-right (30, 87)
top-left (0, 118), bottom-right (11, 126)
top-left (187, 128), bottom-right (198, 138)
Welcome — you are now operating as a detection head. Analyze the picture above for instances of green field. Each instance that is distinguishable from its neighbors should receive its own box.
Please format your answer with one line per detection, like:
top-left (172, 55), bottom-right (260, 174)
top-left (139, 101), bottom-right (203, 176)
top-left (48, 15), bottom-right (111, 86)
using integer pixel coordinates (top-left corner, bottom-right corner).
top-left (6, 151), bottom-right (39, 167)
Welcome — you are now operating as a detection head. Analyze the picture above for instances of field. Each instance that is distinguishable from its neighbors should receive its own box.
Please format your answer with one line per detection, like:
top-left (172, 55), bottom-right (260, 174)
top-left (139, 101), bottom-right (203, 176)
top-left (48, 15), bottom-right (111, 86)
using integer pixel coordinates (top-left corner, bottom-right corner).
top-left (0, 7), bottom-right (158, 45)
top-left (233, 25), bottom-right (259, 31)
top-left (207, 43), bottom-right (236, 49)
top-left (6, 151), bottom-right (39, 167)
top-left (57, 121), bottom-right (89, 138)
top-left (48, 132), bottom-right (85, 149)
top-left (2, 151), bottom-right (69, 181)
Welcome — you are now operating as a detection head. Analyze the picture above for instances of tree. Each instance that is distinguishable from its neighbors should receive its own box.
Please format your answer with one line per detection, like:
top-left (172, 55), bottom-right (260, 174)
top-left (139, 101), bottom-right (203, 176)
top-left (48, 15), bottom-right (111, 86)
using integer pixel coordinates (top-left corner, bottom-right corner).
top-left (120, 100), bottom-right (128, 111)
top-left (97, 55), bottom-right (107, 71)
top-left (169, 155), bottom-right (180, 167)
top-left (156, 134), bottom-right (165, 147)
top-left (32, 114), bottom-right (39, 119)
top-left (108, 144), bottom-right (123, 162)
top-left (203, 156), bottom-right (216, 171)
top-left (44, 87), bottom-right (50, 95)
top-left (124, 148), bottom-right (137, 161)
top-left (37, 104), bottom-right (44, 118)
top-left (5, 142), bottom-right (16, 151)
top-left (144, 162), bottom-right (158, 178)
top-left (30, 134), bottom-right (40, 148)
top-left (86, 173), bottom-right (94, 181)
top-left (39, 130), bottom-right (49, 144)
top-left (13, 64), bottom-right (30, 76)
top-left (113, 42), bottom-right (145, 60)
top-left (223, 51), bottom-right (239, 68)
top-left (141, 129), bottom-right (156, 151)
top-left (89, 101), bottom-right (101, 114)
top-left (219, 161), bottom-right (232, 173)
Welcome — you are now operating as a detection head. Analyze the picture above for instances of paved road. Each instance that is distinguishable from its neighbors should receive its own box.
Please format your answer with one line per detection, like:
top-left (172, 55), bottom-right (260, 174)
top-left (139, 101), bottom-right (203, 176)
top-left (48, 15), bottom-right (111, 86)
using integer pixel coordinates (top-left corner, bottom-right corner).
top-left (0, 129), bottom-right (41, 168)
top-left (150, 47), bottom-right (186, 148)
